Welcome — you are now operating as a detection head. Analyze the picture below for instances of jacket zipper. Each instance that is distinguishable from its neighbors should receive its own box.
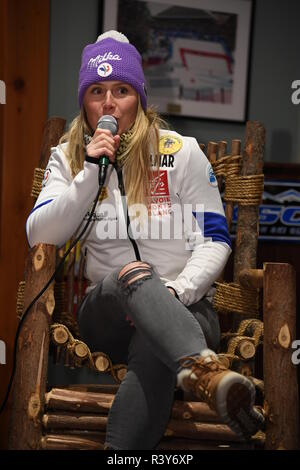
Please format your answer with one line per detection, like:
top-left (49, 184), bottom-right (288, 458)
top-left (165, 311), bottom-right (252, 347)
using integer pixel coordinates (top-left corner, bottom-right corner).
top-left (115, 166), bottom-right (141, 261)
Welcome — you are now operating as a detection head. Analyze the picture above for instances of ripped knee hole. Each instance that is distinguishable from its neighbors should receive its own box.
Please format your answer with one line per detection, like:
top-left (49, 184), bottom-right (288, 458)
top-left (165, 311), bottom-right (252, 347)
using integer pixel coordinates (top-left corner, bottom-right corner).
top-left (118, 263), bottom-right (153, 288)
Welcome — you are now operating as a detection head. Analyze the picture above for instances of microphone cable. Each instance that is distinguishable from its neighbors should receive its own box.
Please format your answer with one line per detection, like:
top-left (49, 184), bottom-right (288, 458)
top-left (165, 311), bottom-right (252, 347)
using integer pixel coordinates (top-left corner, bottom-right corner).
top-left (0, 181), bottom-right (105, 415)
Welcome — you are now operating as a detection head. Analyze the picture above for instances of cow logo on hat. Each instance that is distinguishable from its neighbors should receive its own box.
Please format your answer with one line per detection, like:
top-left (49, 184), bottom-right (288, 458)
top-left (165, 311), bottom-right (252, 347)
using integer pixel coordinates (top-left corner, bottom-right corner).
top-left (97, 63), bottom-right (113, 77)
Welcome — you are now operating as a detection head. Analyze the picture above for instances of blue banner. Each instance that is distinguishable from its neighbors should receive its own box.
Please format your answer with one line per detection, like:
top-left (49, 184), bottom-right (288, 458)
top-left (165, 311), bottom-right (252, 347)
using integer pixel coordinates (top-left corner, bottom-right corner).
top-left (228, 180), bottom-right (300, 242)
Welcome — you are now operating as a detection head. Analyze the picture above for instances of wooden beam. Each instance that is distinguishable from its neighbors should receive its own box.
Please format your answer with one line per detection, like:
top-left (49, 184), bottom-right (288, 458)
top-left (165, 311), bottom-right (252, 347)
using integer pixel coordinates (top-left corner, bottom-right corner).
top-left (239, 268), bottom-right (263, 289)
top-left (45, 387), bottom-right (220, 423)
top-left (263, 262), bottom-right (299, 449)
top-left (8, 244), bottom-right (56, 449)
top-left (233, 121), bottom-right (265, 282)
top-left (39, 118), bottom-right (66, 169)
top-left (225, 139), bottom-right (241, 233)
top-left (41, 434), bottom-right (103, 450)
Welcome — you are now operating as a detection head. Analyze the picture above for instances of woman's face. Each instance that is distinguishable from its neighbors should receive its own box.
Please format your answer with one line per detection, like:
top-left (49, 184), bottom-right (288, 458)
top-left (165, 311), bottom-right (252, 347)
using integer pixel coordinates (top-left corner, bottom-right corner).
top-left (83, 81), bottom-right (138, 135)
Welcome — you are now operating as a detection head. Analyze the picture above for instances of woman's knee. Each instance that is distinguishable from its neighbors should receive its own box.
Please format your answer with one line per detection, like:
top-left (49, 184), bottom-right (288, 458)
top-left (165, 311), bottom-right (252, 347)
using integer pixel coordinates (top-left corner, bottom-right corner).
top-left (117, 260), bottom-right (154, 289)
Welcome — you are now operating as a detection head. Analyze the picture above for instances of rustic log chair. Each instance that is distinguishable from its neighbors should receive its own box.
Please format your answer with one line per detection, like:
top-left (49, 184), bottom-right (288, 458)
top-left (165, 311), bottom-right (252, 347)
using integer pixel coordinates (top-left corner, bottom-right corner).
top-left (9, 118), bottom-right (299, 450)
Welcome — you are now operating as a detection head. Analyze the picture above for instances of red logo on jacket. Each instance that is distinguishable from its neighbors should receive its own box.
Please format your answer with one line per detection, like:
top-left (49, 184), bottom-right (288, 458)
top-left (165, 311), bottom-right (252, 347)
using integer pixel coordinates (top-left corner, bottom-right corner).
top-left (149, 170), bottom-right (171, 216)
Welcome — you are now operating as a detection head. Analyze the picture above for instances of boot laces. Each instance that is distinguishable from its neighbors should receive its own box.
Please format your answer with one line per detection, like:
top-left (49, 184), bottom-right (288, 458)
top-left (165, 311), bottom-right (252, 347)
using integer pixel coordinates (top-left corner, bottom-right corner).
top-left (180, 355), bottom-right (228, 400)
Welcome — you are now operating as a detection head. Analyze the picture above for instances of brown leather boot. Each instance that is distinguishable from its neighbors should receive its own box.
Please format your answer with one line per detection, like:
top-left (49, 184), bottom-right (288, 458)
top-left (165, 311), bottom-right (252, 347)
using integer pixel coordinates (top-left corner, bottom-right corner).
top-left (179, 355), bottom-right (265, 439)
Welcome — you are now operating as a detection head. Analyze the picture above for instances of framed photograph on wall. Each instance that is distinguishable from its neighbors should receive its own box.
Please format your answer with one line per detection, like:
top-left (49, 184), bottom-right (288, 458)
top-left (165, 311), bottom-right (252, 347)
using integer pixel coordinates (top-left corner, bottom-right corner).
top-left (102, 0), bottom-right (253, 122)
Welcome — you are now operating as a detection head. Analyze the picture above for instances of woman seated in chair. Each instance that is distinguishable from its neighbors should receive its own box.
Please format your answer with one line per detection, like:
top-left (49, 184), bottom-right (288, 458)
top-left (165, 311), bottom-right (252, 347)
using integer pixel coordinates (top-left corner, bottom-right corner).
top-left (26, 31), bottom-right (264, 450)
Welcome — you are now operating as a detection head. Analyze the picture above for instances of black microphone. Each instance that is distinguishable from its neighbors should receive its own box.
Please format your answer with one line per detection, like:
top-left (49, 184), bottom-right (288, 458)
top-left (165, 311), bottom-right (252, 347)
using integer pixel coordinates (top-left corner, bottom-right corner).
top-left (97, 115), bottom-right (118, 186)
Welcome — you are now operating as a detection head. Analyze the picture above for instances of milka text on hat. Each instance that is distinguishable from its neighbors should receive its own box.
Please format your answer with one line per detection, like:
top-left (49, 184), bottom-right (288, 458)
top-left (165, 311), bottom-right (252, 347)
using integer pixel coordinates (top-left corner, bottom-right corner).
top-left (88, 51), bottom-right (122, 69)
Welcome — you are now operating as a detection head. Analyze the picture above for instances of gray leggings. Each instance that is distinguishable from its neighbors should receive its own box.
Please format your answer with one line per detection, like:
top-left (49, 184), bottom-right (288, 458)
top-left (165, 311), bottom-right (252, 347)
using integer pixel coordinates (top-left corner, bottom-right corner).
top-left (77, 263), bottom-right (220, 450)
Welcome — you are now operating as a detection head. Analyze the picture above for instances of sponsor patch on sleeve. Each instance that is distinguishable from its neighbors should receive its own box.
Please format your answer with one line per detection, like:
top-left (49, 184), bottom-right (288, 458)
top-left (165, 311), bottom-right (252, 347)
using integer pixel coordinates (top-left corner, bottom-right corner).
top-left (42, 167), bottom-right (52, 188)
top-left (148, 170), bottom-right (171, 216)
top-left (206, 162), bottom-right (218, 187)
top-left (159, 135), bottom-right (182, 155)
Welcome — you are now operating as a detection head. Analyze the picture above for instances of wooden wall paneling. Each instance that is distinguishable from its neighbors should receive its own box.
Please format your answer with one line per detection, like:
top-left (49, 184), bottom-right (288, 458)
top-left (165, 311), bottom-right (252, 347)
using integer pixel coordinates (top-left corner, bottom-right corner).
top-left (0, 0), bottom-right (49, 448)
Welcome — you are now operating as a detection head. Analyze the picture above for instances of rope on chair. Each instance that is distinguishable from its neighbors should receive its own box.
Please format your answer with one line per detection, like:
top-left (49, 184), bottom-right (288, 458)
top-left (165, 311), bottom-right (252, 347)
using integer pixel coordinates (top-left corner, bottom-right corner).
top-left (212, 154), bottom-right (242, 178)
top-left (16, 281), bottom-right (26, 319)
top-left (213, 282), bottom-right (259, 316)
top-left (221, 319), bottom-right (264, 344)
top-left (31, 168), bottom-right (45, 198)
top-left (226, 335), bottom-right (256, 359)
top-left (218, 319), bottom-right (263, 365)
top-left (212, 152), bottom-right (263, 318)
top-left (212, 153), bottom-right (264, 204)
top-left (225, 174), bottom-right (264, 205)
top-left (237, 319), bottom-right (264, 347)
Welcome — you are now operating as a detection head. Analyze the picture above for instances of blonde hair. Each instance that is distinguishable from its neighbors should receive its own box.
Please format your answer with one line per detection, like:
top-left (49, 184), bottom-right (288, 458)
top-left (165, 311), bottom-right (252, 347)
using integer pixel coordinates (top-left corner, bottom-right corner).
top-left (59, 98), bottom-right (167, 207)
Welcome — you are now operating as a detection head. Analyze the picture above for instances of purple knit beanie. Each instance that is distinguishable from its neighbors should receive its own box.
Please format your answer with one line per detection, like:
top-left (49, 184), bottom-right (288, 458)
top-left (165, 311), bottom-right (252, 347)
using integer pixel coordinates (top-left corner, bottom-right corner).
top-left (78, 31), bottom-right (147, 110)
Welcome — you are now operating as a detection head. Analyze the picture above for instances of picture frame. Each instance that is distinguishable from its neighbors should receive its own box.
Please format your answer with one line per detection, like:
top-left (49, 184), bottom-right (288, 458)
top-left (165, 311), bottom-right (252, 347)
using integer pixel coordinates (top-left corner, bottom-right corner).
top-left (102, 0), bottom-right (253, 122)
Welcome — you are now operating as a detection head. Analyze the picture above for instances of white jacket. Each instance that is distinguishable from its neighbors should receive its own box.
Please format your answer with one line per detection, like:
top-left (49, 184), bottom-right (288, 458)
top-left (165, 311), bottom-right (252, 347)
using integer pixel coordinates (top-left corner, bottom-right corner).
top-left (26, 129), bottom-right (231, 306)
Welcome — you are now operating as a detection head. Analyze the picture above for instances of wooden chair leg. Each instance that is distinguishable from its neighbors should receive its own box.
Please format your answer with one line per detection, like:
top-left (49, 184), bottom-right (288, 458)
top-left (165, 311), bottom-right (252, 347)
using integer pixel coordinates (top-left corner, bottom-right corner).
top-left (263, 262), bottom-right (299, 449)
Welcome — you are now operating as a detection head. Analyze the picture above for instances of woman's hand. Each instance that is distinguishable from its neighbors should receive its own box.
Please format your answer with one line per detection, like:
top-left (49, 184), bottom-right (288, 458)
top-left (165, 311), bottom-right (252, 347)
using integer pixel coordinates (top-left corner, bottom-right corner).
top-left (168, 287), bottom-right (177, 297)
top-left (86, 128), bottom-right (120, 163)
